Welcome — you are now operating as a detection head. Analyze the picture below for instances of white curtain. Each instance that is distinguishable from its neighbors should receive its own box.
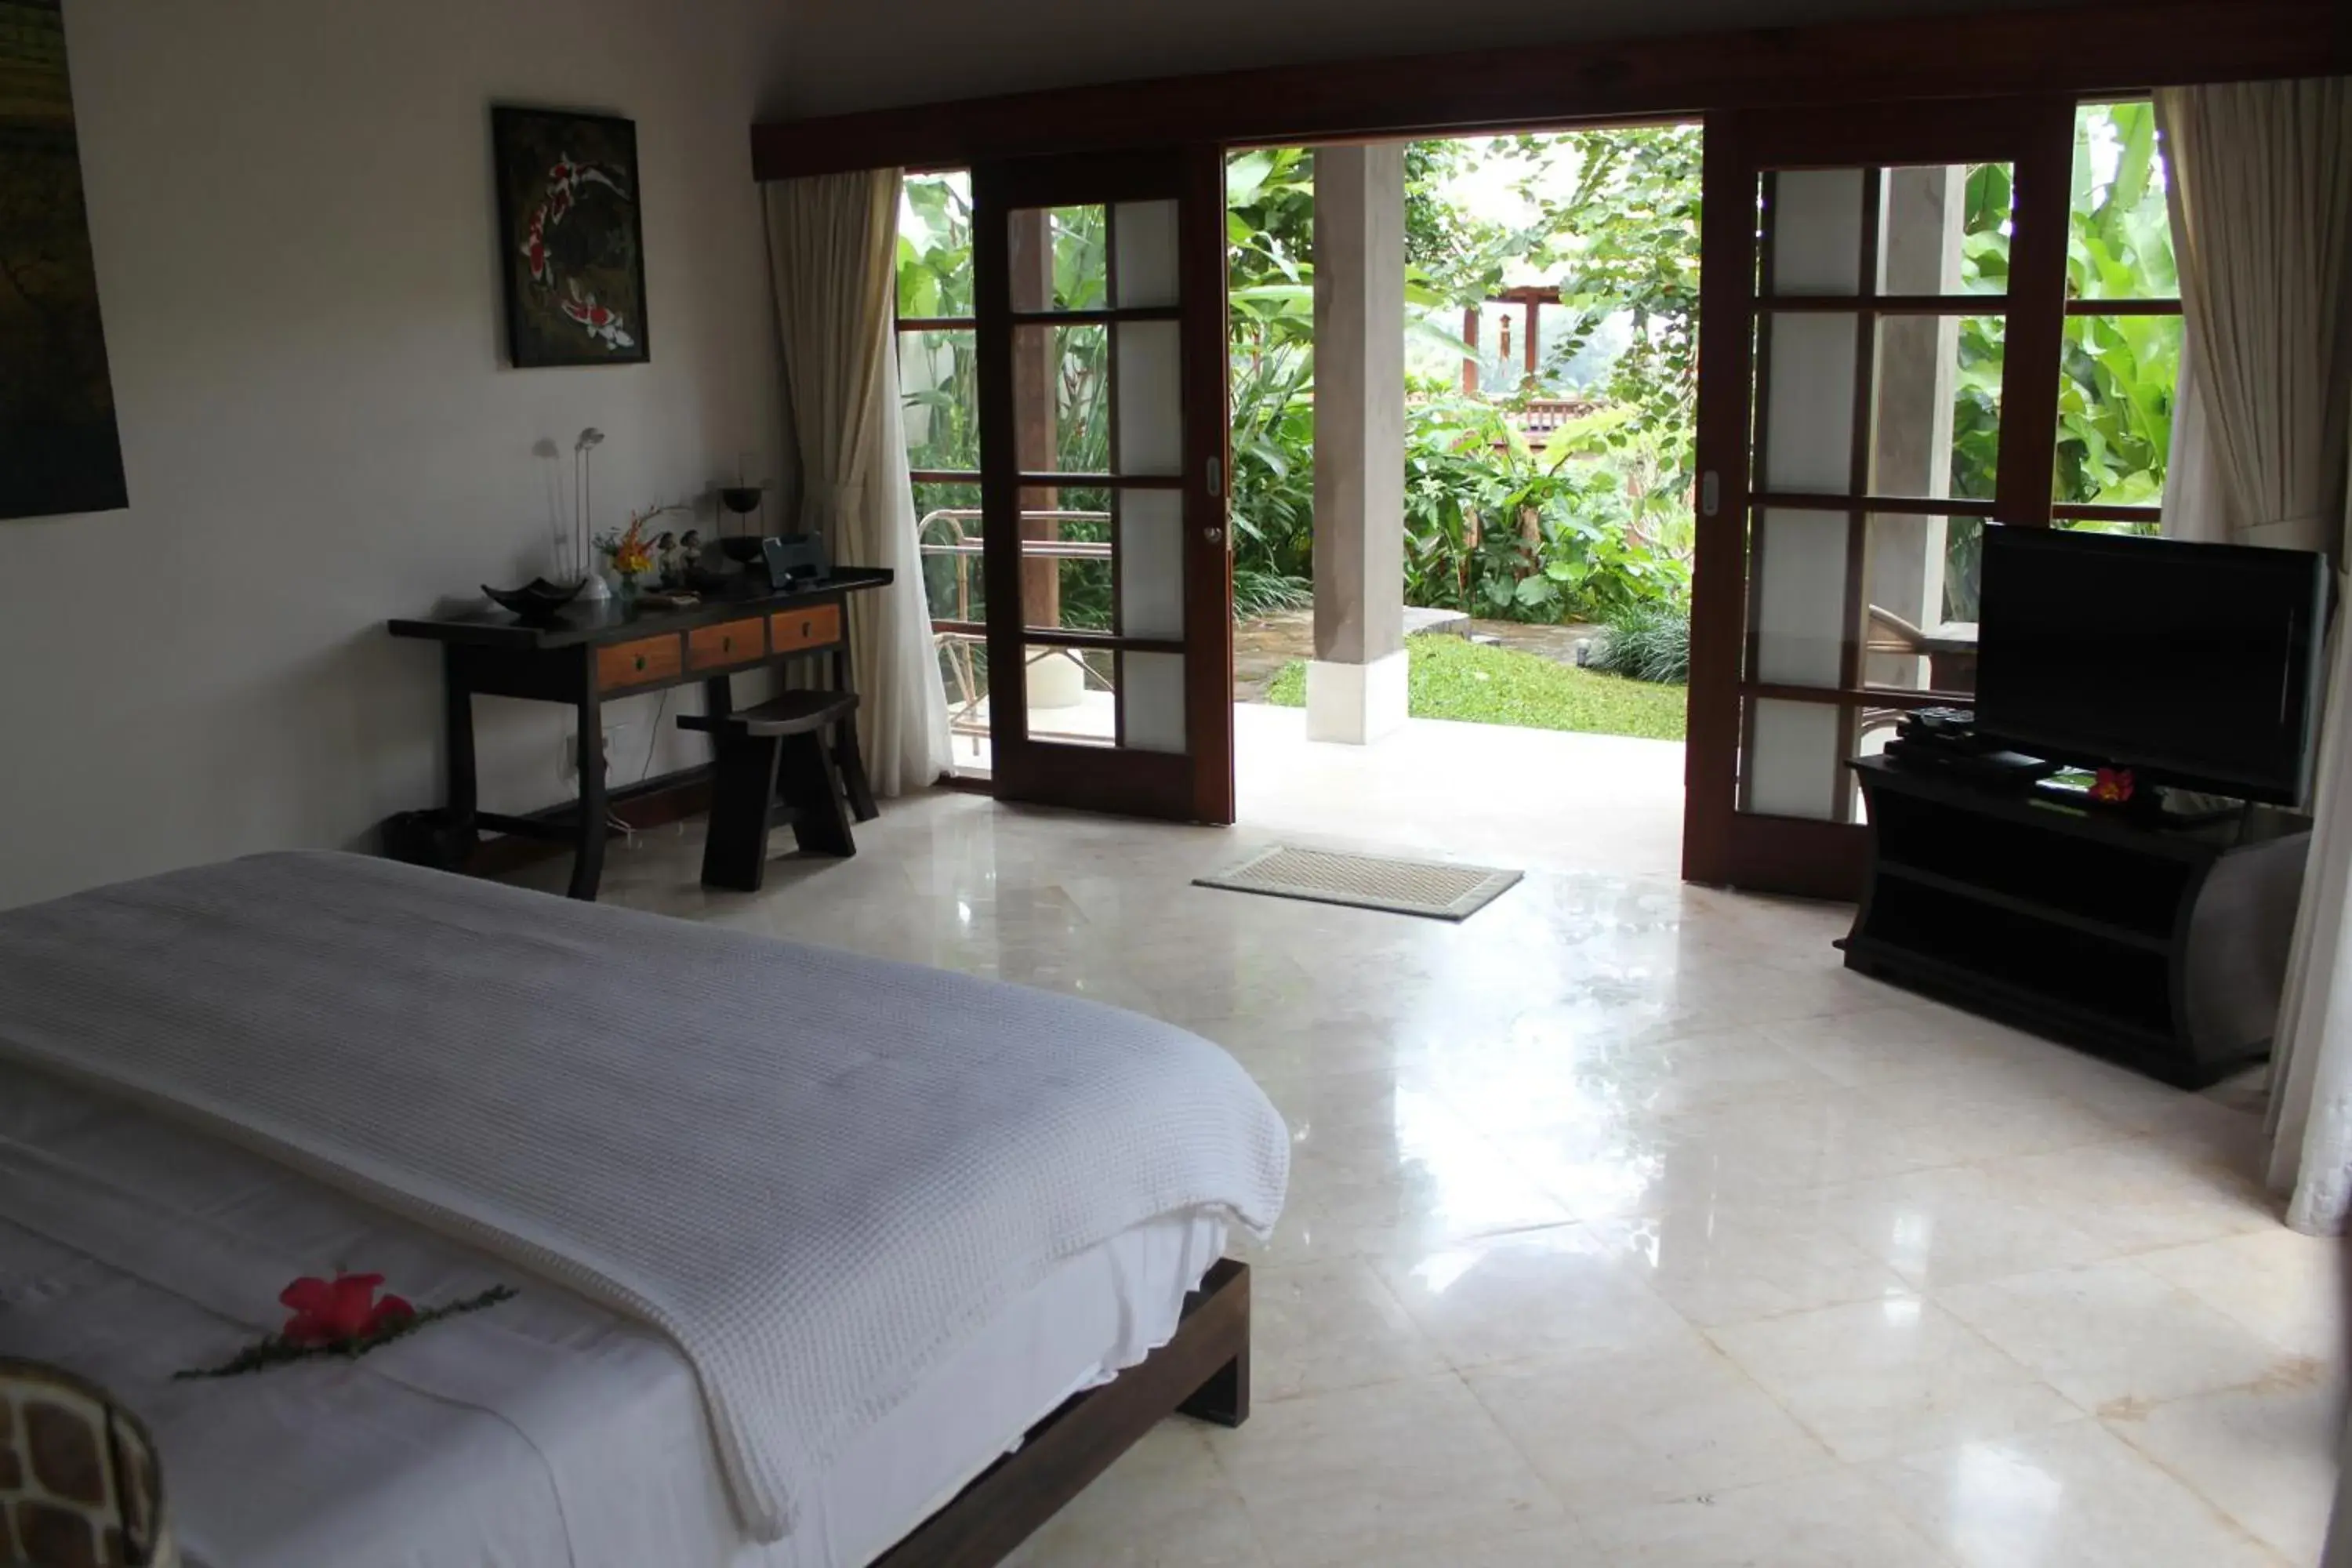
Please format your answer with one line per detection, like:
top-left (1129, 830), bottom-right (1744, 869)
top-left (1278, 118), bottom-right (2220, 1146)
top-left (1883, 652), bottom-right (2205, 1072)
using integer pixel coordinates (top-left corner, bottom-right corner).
top-left (2156, 78), bottom-right (2352, 1232)
top-left (764, 170), bottom-right (952, 795)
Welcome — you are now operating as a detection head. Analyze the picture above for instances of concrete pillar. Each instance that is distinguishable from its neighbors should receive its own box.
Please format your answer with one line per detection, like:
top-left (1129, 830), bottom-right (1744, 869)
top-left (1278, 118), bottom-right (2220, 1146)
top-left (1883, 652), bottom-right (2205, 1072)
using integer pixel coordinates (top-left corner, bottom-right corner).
top-left (1306, 143), bottom-right (1408, 744)
top-left (1866, 166), bottom-right (1966, 689)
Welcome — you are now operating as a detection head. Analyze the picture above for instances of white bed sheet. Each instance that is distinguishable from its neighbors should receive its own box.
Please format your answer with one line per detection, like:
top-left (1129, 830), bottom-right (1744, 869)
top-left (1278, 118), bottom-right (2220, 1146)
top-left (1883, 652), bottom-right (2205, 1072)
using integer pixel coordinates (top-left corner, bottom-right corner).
top-left (0, 1063), bottom-right (1227, 1568)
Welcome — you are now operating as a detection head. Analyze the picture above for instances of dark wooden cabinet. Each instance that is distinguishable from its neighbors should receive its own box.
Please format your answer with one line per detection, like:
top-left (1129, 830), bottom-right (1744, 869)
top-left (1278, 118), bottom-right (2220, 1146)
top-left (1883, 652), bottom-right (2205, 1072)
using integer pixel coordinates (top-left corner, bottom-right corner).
top-left (1842, 757), bottom-right (2311, 1087)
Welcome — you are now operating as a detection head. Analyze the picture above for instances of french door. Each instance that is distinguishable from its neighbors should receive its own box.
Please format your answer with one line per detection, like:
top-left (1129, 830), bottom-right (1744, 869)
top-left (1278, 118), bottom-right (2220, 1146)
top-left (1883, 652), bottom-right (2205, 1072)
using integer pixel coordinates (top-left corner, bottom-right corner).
top-left (970, 149), bottom-right (1235, 822)
top-left (1683, 99), bottom-right (2073, 898)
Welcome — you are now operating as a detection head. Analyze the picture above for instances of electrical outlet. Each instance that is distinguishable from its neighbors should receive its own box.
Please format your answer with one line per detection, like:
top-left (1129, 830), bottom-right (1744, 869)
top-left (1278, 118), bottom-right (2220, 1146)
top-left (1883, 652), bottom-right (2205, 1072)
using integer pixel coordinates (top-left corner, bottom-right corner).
top-left (560, 724), bottom-right (631, 781)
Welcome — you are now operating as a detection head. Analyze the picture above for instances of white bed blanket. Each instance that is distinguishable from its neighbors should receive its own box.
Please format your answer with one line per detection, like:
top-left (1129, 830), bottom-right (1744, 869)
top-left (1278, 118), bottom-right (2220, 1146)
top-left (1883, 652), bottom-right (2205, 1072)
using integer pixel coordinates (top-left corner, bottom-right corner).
top-left (0, 851), bottom-right (1290, 1543)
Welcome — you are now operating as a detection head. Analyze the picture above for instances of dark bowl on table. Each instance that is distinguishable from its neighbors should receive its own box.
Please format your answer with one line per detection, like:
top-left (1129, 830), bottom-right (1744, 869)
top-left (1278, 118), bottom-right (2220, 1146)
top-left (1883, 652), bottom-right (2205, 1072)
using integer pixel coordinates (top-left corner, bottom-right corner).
top-left (482, 577), bottom-right (587, 622)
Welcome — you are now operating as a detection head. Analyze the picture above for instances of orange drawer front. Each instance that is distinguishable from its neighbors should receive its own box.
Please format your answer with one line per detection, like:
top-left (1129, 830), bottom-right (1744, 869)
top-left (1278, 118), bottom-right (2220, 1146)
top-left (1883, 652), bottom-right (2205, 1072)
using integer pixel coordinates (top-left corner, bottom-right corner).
top-left (770, 603), bottom-right (841, 653)
top-left (596, 633), bottom-right (682, 691)
top-left (688, 618), bottom-right (765, 671)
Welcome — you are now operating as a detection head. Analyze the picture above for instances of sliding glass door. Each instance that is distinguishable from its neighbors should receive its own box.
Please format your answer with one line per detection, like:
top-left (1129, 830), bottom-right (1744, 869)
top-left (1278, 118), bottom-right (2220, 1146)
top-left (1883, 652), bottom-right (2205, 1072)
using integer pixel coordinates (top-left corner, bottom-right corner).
top-left (969, 149), bottom-right (1235, 822)
top-left (1684, 98), bottom-right (2075, 897)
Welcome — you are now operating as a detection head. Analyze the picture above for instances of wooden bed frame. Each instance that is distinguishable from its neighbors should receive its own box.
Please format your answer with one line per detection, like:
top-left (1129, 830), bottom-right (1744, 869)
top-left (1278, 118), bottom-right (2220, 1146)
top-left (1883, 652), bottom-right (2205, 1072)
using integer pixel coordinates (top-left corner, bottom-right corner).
top-left (874, 1258), bottom-right (1251, 1568)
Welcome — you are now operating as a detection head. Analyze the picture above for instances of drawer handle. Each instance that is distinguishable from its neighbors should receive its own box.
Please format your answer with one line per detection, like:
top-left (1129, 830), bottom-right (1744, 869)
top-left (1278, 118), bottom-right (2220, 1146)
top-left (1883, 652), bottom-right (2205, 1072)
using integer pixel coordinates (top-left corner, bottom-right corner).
top-left (634, 655), bottom-right (646, 671)
top-left (722, 636), bottom-right (734, 652)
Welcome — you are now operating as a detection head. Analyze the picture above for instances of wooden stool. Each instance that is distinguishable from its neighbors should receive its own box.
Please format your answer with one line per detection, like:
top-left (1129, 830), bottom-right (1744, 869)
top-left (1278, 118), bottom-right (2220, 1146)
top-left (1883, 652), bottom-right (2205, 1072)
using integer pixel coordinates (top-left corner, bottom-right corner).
top-left (680, 691), bottom-right (860, 890)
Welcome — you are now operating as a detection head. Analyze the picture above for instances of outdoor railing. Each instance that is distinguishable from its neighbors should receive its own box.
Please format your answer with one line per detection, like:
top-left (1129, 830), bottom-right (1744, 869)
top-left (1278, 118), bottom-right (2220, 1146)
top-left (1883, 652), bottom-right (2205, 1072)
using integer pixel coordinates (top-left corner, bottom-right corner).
top-left (918, 506), bottom-right (1114, 739)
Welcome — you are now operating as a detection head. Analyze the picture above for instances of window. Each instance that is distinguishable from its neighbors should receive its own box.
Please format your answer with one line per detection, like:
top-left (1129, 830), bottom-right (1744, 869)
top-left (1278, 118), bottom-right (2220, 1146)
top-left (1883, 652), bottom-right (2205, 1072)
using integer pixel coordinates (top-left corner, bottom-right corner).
top-left (896, 173), bottom-right (984, 766)
top-left (1938, 101), bottom-right (2182, 626)
top-left (2053, 99), bottom-right (2180, 532)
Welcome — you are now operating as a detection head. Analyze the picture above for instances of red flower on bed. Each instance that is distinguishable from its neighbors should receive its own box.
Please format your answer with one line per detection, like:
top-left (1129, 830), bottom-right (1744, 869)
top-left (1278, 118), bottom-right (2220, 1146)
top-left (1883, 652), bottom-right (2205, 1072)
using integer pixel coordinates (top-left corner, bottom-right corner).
top-left (279, 1272), bottom-right (415, 1346)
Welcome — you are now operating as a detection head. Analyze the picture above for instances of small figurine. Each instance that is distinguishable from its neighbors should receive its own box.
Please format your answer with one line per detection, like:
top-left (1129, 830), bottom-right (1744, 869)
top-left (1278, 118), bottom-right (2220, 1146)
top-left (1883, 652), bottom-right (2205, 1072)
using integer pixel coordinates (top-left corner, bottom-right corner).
top-left (654, 531), bottom-right (682, 587)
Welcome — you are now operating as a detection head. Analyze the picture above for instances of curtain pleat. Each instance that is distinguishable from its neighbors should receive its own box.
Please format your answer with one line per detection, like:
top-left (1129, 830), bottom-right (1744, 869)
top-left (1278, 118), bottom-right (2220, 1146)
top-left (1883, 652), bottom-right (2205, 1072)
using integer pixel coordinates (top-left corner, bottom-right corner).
top-left (764, 171), bottom-right (952, 795)
top-left (2157, 78), bottom-right (2352, 1232)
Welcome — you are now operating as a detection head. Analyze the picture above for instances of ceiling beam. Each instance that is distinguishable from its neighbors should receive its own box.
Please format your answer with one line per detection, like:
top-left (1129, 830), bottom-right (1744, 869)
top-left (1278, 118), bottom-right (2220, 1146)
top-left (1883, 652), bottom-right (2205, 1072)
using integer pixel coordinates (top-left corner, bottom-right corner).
top-left (750, 0), bottom-right (2349, 180)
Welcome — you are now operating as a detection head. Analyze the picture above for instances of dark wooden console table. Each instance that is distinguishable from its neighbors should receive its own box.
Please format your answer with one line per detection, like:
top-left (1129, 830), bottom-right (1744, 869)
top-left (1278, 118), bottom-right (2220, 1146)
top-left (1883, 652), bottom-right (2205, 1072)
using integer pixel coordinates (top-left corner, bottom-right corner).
top-left (1843, 756), bottom-right (2311, 1087)
top-left (390, 568), bottom-right (892, 901)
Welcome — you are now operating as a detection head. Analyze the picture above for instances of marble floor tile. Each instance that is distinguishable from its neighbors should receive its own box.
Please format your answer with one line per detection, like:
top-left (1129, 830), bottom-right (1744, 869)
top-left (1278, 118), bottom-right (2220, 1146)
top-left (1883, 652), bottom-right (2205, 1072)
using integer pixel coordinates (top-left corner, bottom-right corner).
top-left (1867, 1419), bottom-right (2286, 1567)
top-left (1248, 1256), bottom-right (1450, 1402)
top-left (1002, 1424), bottom-right (1267, 1568)
top-left (1984, 1136), bottom-right (2280, 1255)
top-left (1205, 1372), bottom-right (1571, 1568)
top-left (1374, 1224), bottom-right (1692, 1371)
top-left (555, 788), bottom-right (2340, 1566)
top-left (1465, 1327), bottom-right (1838, 1512)
top-left (1802, 1164), bottom-right (2121, 1290)
top-left (2105, 1379), bottom-right (2342, 1564)
top-left (2136, 1226), bottom-right (2349, 1366)
top-left (1936, 1259), bottom-right (2310, 1415)
top-left (1590, 1195), bottom-right (1911, 1327)
top-left (1759, 1001), bottom-right (2020, 1087)
top-left (1578, 1467), bottom-right (1951, 1566)
top-left (1709, 1294), bottom-right (2081, 1463)
top-left (1849, 1065), bottom-right (2134, 1162)
top-left (1338, 1524), bottom-right (1598, 1566)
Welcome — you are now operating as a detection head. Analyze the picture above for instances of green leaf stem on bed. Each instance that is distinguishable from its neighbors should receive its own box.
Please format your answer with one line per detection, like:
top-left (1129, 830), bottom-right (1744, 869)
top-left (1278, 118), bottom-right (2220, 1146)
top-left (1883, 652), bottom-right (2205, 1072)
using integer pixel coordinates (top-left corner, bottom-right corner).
top-left (172, 1287), bottom-right (520, 1381)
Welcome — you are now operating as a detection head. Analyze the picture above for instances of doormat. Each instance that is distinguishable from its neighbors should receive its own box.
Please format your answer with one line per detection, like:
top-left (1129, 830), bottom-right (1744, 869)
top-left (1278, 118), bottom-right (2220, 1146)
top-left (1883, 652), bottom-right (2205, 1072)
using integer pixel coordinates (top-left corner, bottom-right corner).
top-left (1194, 846), bottom-right (1522, 921)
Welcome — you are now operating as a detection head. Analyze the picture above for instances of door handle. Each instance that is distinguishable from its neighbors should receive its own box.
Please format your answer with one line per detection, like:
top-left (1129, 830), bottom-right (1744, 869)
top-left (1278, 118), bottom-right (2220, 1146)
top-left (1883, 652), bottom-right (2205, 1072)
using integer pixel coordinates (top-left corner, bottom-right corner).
top-left (1700, 470), bottom-right (1721, 518)
top-left (1207, 455), bottom-right (1224, 499)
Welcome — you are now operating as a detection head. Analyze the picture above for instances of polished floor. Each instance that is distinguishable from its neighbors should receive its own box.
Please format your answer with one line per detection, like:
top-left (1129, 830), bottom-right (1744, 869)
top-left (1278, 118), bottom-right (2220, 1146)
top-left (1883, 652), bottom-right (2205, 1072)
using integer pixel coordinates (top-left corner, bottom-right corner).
top-left (520, 789), bottom-right (2338, 1567)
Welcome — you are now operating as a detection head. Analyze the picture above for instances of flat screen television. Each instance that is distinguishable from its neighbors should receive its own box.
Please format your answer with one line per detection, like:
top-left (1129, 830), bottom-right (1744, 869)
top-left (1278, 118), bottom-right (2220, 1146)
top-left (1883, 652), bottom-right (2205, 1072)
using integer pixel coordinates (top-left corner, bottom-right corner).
top-left (1973, 526), bottom-right (2330, 807)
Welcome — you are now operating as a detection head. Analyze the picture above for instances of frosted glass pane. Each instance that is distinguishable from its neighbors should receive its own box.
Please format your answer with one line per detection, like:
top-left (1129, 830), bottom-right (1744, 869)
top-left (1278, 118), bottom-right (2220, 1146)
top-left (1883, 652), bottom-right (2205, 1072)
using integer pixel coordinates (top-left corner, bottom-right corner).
top-left (1113, 200), bottom-right (1180, 308)
top-left (1024, 644), bottom-right (1115, 747)
top-left (1770, 169), bottom-right (1864, 295)
top-left (1116, 320), bottom-right (1182, 475)
top-left (1122, 652), bottom-right (1186, 753)
top-left (1754, 509), bottom-right (1849, 688)
top-left (1747, 699), bottom-right (1842, 820)
top-left (1762, 312), bottom-right (1858, 494)
top-left (1120, 488), bottom-right (1185, 641)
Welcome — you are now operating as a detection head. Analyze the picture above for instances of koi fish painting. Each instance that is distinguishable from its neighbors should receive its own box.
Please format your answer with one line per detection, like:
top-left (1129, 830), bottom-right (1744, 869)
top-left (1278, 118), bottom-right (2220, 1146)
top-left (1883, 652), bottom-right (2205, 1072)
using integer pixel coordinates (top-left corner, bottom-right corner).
top-left (0, 0), bottom-right (127, 519)
top-left (492, 106), bottom-right (648, 368)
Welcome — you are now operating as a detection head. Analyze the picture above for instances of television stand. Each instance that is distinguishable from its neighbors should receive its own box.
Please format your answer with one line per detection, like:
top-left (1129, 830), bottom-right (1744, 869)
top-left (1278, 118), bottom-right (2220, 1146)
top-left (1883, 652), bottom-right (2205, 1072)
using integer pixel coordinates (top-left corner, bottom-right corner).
top-left (1842, 756), bottom-right (2311, 1087)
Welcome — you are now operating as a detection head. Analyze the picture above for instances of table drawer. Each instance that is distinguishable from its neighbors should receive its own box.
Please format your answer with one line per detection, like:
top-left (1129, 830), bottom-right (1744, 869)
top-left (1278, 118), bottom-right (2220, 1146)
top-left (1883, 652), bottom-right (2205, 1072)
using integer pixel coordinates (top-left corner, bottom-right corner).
top-left (596, 633), bottom-right (683, 691)
top-left (688, 618), bottom-right (765, 671)
top-left (770, 604), bottom-right (841, 653)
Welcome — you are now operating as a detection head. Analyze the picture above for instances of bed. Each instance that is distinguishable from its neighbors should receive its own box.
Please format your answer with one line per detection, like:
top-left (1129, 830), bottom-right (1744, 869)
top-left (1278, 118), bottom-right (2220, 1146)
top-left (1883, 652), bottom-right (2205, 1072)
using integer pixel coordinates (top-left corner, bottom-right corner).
top-left (0, 852), bottom-right (1289, 1568)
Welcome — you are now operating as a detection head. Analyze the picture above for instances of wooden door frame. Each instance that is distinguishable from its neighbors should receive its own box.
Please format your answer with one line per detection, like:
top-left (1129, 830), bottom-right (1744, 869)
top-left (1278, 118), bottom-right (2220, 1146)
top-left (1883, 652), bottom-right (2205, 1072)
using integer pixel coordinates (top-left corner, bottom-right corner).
top-left (1684, 96), bottom-right (2075, 898)
top-left (971, 147), bottom-right (1235, 823)
top-left (750, 1), bottom-right (2346, 180)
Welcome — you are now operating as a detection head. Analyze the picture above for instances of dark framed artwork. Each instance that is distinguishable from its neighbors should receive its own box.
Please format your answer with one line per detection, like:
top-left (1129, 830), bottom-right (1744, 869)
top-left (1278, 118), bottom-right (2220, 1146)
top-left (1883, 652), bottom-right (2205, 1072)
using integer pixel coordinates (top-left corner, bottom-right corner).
top-left (0, 0), bottom-right (128, 519)
top-left (491, 106), bottom-right (648, 368)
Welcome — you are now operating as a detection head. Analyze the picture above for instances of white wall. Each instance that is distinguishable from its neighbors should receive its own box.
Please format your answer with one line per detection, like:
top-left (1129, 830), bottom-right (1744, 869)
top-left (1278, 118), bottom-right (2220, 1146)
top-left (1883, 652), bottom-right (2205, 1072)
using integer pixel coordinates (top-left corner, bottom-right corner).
top-left (776, 0), bottom-right (2050, 116)
top-left (0, 0), bottom-right (792, 907)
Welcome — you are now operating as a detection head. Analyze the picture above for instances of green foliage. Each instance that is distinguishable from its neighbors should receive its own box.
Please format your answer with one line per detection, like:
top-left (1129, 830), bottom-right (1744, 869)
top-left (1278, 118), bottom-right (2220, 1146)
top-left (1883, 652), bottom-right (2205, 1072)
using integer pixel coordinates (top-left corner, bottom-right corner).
top-left (1943, 102), bottom-right (2180, 619)
top-left (1234, 566), bottom-right (1313, 618)
top-left (1399, 386), bottom-right (1689, 623)
top-left (1959, 103), bottom-right (2180, 511)
top-left (1225, 134), bottom-right (1697, 630)
top-left (2056, 102), bottom-right (2180, 507)
top-left (1588, 601), bottom-right (1691, 684)
top-left (1265, 633), bottom-right (1688, 741)
top-left (898, 175), bottom-right (978, 474)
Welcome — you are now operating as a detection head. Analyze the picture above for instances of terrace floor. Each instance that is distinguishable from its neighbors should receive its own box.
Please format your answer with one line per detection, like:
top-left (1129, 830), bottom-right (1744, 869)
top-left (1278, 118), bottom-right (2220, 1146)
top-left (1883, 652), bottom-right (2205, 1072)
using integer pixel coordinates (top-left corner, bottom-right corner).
top-left (1235, 702), bottom-right (1684, 881)
top-left (945, 702), bottom-right (1686, 882)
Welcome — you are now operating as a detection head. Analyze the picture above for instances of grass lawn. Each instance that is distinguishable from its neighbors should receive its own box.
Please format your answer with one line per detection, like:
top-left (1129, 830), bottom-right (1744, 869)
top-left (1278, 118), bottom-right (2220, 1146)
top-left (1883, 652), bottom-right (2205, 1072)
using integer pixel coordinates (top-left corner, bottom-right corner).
top-left (1265, 633), bottom-right (1688, 742)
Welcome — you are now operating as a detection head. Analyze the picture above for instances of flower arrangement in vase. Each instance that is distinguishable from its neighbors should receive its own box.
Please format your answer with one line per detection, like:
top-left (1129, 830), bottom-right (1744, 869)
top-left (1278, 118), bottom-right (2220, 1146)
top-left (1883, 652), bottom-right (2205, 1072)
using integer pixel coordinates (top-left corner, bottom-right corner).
top-left (597, 503), bottom-right (694, 602)
top-left (595, 515), bottom-right (658, 602)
